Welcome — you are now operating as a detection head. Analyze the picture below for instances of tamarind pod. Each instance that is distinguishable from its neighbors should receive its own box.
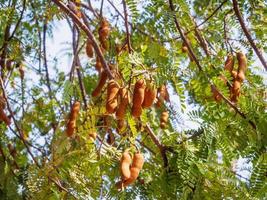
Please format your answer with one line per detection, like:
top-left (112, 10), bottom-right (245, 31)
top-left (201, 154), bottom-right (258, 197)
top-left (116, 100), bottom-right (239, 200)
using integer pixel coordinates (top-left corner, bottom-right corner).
top-left (158, 85), bottom-right (170, 102)
top-left (181, 41), bottom-right (189, 53)
top-left (86, 39), bottom-right (94, 58)
top-left (142, 87), bottom-right (157, 108)
top-left (131, 80), bottom-right (145, 117)
top-left (131, 106), bottom-right (142, 118)
top-left (231, 70), bottom-right (238, 80)
top-left (95, 57), bottom-right (102, 72)
top-left (160, 122), bottom-right (167, 129)
top-left (116, 88), bottom-right (129, 120)
top-left (231, 80), bottom-right (241, 102)
top-left (0, 109), bottom-right (11, 126)
top-left (92, 71), bottom-right (108, 97)
top-left (66, 121), bottom-right (76, 137)
top-left (132, 153), bottom-right (144, 170)
top-left (123, 167), bottom-right (140, 187)
top-left (70, 101), bottom-right (80, 120)
top-left (224, 54), bottom-right (235, 72)
top-left (117, 119), bottom-right (126, 131)
top-left (237, 52), bottom-right (247, 74)
top-left (211, 85), bottom-right (222, 102)
top-left (99, 37), bottom-right (109, 51)
top-left (120, 151), bottom-right (132, 180)
top-left (160, 111), bottom-right (169, 123)
top-left (106, 80), bottom-right (120, 114)
top-left (236, 71), bottom-right (245, 83)
top-left (88, 131), bottom-right (97, 140)
top-left (133, 80), bottom-right (146, 106)
top-left (155, 97), bottom-right (163, 108)
top-left (99, 19), bottom-right (110, 38)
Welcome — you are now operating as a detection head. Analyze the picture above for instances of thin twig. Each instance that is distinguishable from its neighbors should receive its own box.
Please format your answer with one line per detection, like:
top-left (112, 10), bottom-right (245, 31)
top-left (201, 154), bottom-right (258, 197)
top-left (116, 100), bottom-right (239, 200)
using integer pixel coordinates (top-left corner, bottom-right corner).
top-left (122, 0), bottom-right (132, 53)
top-left (232, 0), bottom-right (267, 70)
top-left (52, 0), bottom-right (114, 79)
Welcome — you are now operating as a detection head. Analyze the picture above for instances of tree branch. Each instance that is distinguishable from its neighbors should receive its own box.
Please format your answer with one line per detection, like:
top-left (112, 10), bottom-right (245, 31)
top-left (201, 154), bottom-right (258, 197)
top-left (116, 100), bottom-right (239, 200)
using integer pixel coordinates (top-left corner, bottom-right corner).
top-left (145, 123), bottom-right (168, 168)
top-left (122, 0), bottom-right (132, 53)
top-left (51, 0), bottom-right (114, 79)
top-left (232, 0), bottom-right (267, 70)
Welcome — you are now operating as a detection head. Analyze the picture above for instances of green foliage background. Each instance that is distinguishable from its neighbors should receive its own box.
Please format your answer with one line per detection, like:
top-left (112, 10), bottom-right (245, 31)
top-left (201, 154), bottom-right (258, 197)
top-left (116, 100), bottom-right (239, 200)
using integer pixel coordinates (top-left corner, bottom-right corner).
top-left (0, 0), bottom-right (266, 199)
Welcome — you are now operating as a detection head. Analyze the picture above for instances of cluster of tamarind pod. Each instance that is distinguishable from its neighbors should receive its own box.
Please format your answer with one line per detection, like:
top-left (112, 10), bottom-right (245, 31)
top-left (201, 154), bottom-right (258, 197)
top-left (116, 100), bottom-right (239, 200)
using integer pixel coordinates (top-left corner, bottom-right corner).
top-left (116, 151), bottom-right (144, 190)
top-left (212, 52), bottom-right (247, 103)
top-left (0, 96), bottom-right (11, 126)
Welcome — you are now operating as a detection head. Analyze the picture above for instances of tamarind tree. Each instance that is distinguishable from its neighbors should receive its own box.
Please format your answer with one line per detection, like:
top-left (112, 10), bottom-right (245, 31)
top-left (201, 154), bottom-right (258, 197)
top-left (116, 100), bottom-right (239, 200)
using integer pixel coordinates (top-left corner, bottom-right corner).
top-left (0, 0), bottom-right (266, 199)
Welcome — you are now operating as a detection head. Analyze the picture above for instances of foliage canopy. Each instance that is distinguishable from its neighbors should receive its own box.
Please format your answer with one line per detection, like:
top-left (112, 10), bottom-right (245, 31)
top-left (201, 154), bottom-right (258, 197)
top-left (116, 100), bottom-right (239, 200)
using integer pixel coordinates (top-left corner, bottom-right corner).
top-left (0, 0), bottom-right (266, 199)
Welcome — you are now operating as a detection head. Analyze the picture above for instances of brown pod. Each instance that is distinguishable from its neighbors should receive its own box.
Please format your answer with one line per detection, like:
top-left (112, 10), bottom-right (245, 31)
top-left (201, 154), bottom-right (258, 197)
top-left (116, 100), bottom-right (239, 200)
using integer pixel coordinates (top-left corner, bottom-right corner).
top-left (106, 80), bottom-right (120, 114)
top-left (86, 39), bottom-right (94, 58)
top-left (66, 121), bottom-right (75, 137)
top-left (132, 153), bottom-right (144, 170)
top-left (0, 109), bottom-right (11, 126)
top-left (224, 54), bottom-right (235, 72)
top-left (237, 52), bottom-right (247, 74)
top-left (88, 131), bottom-right (97, 140)
top-left (95, 57), bottom-right (102, 72)
top-left (231, 80), bottom-right (241, 102)
top-left (231, 70), bottom-right (238, 80)
top-left (122, 167), bottom-right (140, 187)
top-left (158, 85), bottom-right (170, 102)
top-left (211, 85), bottom-right (222, 102)
top-left (117, 119), bottom-right (126, 131)
top-left (116, 88), bottom-right (129, 120)
top-left (131, 80), bottom-right (146, 118)
top-left (98, 19), bottom-right (110, 40)
top-left (92, 71), bottom-right (108, 97)
top-left (237, 71), bottom-right (245, 83)
top-left (66, 102), bottom-right (80, 137)
top-left (142, 86), bottom-right (157, 108)
top-left (120, 151), bottom-right (132, 180)
top-left (160, 111), bottom-right (169, 129)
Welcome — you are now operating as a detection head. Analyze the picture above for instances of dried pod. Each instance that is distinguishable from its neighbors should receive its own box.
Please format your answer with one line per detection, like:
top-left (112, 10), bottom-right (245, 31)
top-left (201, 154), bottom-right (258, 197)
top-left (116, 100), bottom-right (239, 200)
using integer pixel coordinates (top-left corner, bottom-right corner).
top-left (116, 88), bottom-right (129, 120)
top-left (131, 153), bottom-right (144, 170)
top-left (98, 19), bottom-right (110, 40)
top-left (86, 39), bottom-right (94, 58)
top-left (88, 131), bottom-right (97, 140)
top-left (120, 151), bottom-right (132, 180)
top-left (237, 52), bottom-right (247, 74)
top-left (117, 119), bottom-right (126, 131)
top-left (132, 80), bottom-right (145, 118)
top-left (106, 80), bottom-right (120, 114)
top-left (142, 85), bottom-right (157, 109)
top-left (231, 80), bottom-right (241, 102)
top-left (92, 71), bottom-right (108, 97)
top-left (224, 54), bottom-right (235, 72)
top-left (160, 111), bottom-right (169, 129)
top-left (231, 70), bottom-right (238, 80)
top-left (66, 101), bottom-right (80, 137)
top-left (95, 57), bottom-right (102, 72)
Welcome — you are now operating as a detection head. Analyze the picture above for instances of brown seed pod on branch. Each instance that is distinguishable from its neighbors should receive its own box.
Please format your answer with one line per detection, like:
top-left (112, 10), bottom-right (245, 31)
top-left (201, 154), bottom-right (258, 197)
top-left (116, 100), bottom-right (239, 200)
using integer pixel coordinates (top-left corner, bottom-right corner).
top-left (120, 151), bottom-right (132, 180)
top-left (86, 39), bottom-right (94, 58)
top-left (92, 71), bottom-right (108, 97)
top-left (117, 152), bottom-right (144, 189)
top-left (236, 52), bottom-right (247, 83)
top-left (156, 84), bottom-right (169, 108)
top-left (66, 101), bottom-right (80, 137)
top-left (231, 80), bottom-right (241, 102)
top-left (142, 85), bottom-right (157, 109)
top-left (106, 80), bottom-right (120, 114)
top-left (131, 79), bottom-right (146, 118)
top-left (160, 111), bottom-right (169, 129)
top-left (224, 54), bottom-right (235, 72)
top-left (98, 18), bottom-right (110, 50)
top-left (116, 87), bottom-right (129, 120)
top-left (0, 109), bottom-right (11, 126)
